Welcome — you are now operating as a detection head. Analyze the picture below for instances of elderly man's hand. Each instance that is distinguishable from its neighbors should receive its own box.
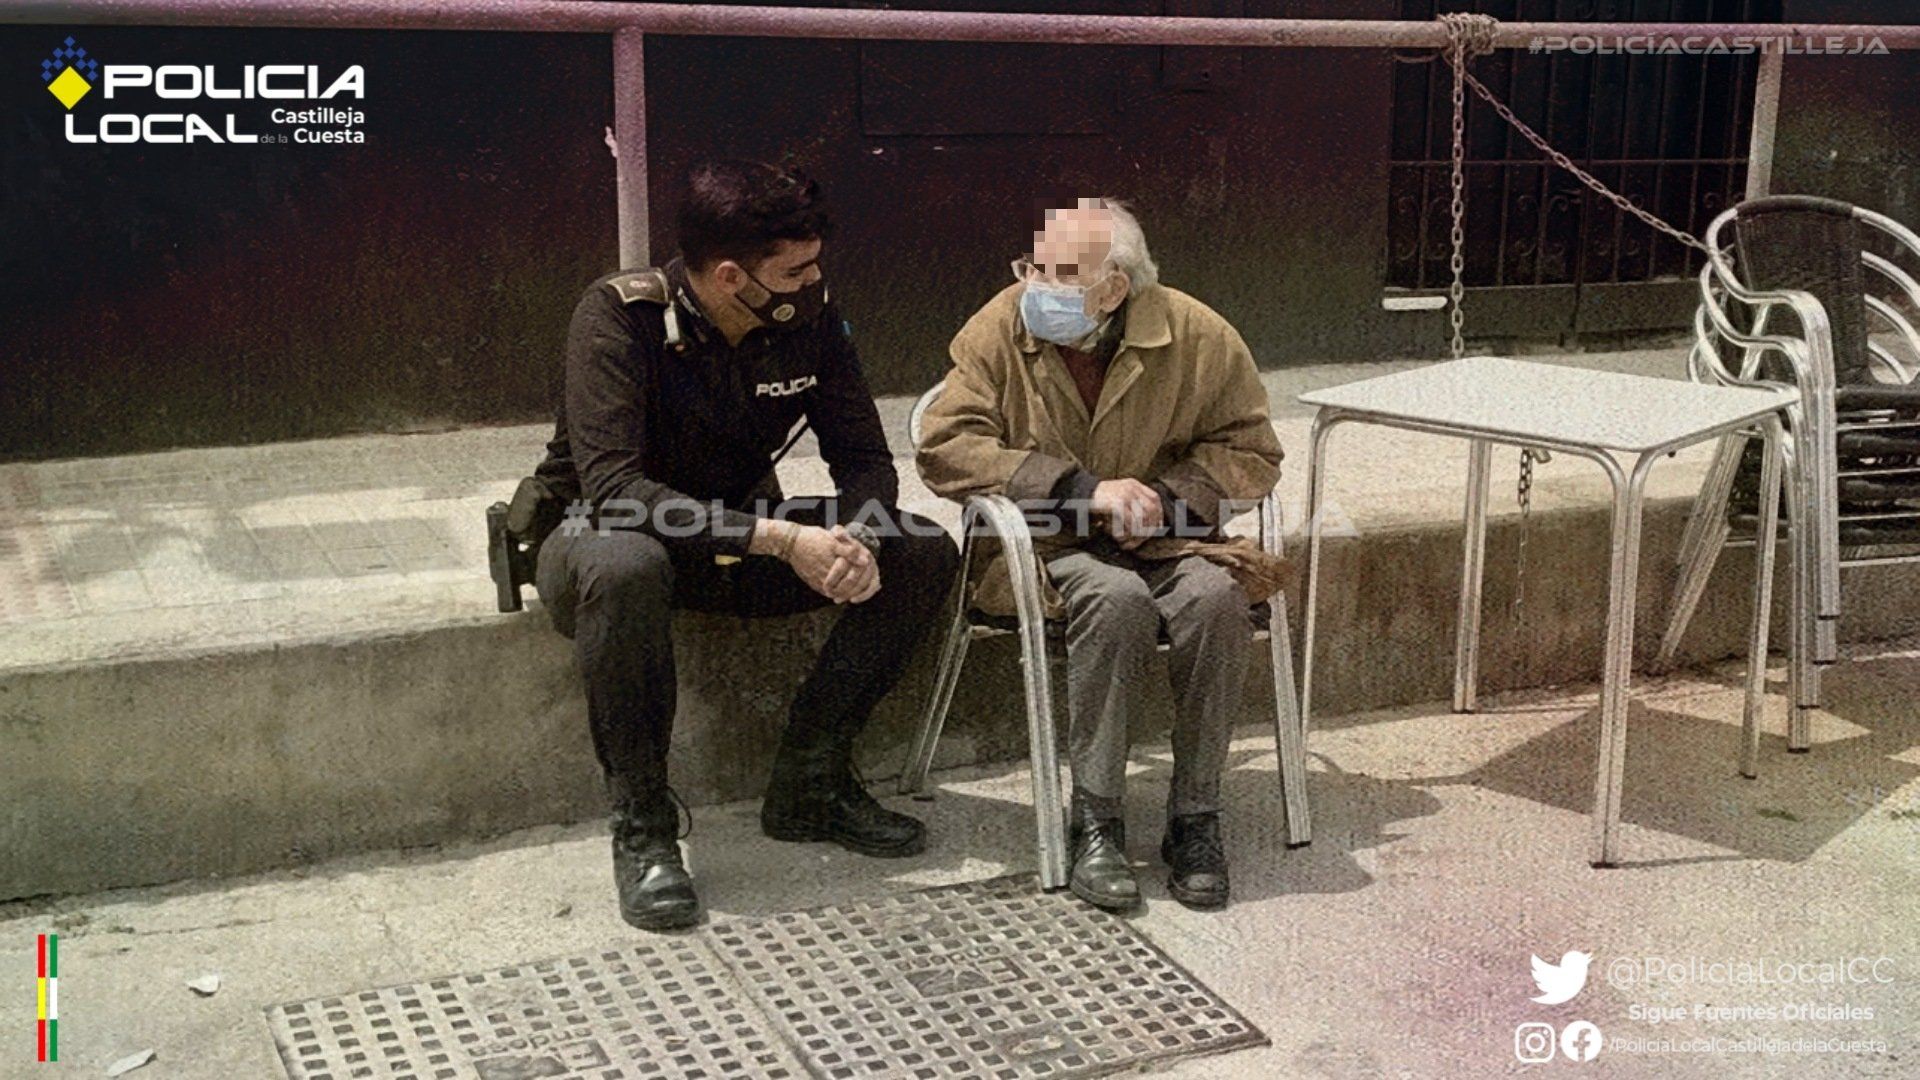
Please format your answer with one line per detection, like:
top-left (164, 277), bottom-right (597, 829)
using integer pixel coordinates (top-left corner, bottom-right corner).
top-left (1091, 478), bottom-right (1163, 549)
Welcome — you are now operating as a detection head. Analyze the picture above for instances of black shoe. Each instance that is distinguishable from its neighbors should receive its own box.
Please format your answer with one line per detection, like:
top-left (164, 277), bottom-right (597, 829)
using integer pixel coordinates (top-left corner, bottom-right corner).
top-left (611, 792), bottom-right (699, 931)
top-left (1069, 812), bottom-right (1140, 912)
top-left (762, 753), bottom-right (927, 858)
top-left (1161, 812), bottom-right (1230, 910)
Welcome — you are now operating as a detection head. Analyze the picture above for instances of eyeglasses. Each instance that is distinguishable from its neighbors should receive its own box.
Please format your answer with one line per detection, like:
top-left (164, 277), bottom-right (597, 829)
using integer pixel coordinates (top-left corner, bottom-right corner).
top-left (1011, 258), bottom-right (1108, 288)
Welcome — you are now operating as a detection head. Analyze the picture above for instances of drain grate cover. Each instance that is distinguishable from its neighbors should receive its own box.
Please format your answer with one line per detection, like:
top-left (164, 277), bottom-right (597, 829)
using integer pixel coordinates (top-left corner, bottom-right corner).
top-left (264, 937), bottom-right (805, 1080)
top-left (708, 874), bottom-right (1266, 1080)
top-left (268, 875), bottom-right (1264, 1080)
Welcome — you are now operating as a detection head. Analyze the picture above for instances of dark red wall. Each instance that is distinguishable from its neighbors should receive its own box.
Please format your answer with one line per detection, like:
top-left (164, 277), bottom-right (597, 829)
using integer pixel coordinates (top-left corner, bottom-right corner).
top-left (4, 1), bottom-right (1913, 461)
top-left (1, 2), bottom-right (1408, 460)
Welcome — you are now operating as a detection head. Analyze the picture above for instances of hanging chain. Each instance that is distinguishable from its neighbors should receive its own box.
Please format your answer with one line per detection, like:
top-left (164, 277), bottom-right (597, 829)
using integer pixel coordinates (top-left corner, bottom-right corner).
top-left (1516, 438), bottom-right (1534, 611)
top-left (1439, 12), bottom-right (1494, 363)
top-left (1437, 11), bottom-right (1696, 616)
top-left (1437, 12), bottom-right (1715, 616)
top-left (1461, 71), bottom-right (1710, 256)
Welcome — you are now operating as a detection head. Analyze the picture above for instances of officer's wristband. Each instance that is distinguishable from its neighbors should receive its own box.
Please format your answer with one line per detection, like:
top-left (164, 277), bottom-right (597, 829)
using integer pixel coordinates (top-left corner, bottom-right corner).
top-left (775, 520), bottom-right (801, 562)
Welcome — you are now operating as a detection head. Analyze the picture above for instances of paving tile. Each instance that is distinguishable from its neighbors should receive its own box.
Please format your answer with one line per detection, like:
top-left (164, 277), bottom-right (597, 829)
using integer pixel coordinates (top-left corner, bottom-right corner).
top-left (368, 516), bottom-right (445, 548)
top-left (325, 546), bottom-right (402, 576)
top-left (389, 543), bottom-right (466, 574)
top-left (303, 519), bottom-right (384, 553)
top-left (261, 548), bottom-right (340, 580)
top-left (68, 569), bottom-right (155, 613)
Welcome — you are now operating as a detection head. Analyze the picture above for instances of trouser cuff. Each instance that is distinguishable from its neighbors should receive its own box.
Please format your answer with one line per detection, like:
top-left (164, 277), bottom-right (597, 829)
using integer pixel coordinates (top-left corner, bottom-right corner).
top-left (604, 770), bottom-right (672, 814)
top-left (1168, 790), bottom-right (1221, 821)
top-left (1070, 787), bottom-right (1124, 823)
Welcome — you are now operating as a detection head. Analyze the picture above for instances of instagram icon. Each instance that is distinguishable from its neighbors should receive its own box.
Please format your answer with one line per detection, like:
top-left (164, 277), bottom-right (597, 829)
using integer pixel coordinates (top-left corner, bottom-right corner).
top-left (1514, 1023), bottom-right (1556, 1063)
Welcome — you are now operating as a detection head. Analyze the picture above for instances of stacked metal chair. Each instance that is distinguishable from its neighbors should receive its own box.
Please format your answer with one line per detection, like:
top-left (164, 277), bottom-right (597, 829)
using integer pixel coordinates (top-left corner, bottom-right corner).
top-left (896, 381), bottom-right (1312, 890)
top-left (1660, 195), bottom-right (1920, 747)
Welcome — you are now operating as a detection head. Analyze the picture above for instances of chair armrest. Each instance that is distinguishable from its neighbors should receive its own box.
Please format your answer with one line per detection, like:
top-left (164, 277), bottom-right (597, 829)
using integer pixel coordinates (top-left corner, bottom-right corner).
top-left (907, 380), bottom-right (948, 450)
top-left (1699, 208), bottom-right (1837, 409)
top-left (1258, 489), bottom-right (1284, 560)
top-left (960, 494), bottom-right (1052, 632)
top-left (1858, 208), bottom-right (1920, 385)
top-left (1696, 266), bottom-right (1818, 387)
top-left (1865, 338), bottom-right (1920, 386)
top-left (1861, 286), bottom-right (1920, 385)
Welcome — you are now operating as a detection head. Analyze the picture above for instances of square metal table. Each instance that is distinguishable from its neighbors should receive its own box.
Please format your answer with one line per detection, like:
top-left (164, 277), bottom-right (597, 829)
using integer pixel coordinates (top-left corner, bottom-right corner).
top-left (1296, 356), bottom-right (1797, 866)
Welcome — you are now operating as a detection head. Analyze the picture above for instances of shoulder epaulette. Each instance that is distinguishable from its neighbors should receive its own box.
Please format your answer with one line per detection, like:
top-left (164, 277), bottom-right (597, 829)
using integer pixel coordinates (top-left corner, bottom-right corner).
top-left (604, 268), bottom-right (670, 306)
top-left (605, 268), bottom-right (690, 349)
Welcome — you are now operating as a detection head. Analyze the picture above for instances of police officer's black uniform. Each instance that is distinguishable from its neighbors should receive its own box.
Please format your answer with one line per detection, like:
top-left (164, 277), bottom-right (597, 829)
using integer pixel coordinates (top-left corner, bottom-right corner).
top-left (528, 258), bottom-right (959, 927)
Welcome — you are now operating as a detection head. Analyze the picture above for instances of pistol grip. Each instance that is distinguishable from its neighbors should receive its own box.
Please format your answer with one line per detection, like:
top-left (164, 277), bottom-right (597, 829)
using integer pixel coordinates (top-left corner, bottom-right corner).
top-left (487, 501), bottom-right (523, 613)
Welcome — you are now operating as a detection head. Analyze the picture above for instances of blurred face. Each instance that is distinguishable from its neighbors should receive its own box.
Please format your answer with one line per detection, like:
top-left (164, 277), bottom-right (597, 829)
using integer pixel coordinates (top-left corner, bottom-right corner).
top-left (1016, 206), bottom-right (1129, 317)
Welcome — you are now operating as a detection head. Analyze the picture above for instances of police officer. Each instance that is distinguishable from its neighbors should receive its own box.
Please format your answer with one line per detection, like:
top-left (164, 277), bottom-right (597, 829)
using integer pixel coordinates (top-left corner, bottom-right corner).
top-left (530, 160), bottom-right (960, 930)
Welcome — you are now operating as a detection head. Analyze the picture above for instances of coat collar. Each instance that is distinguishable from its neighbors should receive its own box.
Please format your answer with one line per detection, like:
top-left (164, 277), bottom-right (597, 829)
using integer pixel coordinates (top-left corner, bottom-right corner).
top-left (666, 256), bottom-right (777, 351)
top-left (1014, 282), bottom-right (1174, 357)
top-left (663, 256), bottom-right (716, 346)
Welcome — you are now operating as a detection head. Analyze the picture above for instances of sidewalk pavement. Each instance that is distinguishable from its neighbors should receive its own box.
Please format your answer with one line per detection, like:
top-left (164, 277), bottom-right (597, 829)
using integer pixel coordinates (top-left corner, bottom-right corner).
top-left (4, 646), bottom-right (1917, 1079)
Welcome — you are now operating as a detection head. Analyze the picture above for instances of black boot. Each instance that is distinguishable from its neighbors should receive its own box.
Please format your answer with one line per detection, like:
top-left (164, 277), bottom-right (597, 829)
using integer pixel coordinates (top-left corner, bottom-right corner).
top-left (1069, 796), bottom-right (1140, 912)
top-left (609, 787), bottom-right (699, 931)
top-left (1161, 812), bottom-right (1230, 910)
top-left (761, 735), bottom-right (925, 857)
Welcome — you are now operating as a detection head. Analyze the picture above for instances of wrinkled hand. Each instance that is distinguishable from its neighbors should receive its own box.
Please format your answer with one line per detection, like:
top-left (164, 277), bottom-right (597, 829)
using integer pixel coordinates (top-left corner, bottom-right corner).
top-left (1091, 478), bottom-right (1163, 549)
top-left (792, 524), bottom-right (879, 603)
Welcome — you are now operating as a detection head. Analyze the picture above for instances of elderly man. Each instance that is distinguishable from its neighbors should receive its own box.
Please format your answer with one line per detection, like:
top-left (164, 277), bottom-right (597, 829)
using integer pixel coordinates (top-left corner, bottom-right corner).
top-left (916, 198), bottom-right (1286, 912)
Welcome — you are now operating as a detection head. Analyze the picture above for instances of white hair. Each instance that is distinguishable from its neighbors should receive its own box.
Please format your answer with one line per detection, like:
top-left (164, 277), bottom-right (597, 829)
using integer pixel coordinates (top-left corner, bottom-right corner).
top-left (1092, 196), bottom-right (1159, 289)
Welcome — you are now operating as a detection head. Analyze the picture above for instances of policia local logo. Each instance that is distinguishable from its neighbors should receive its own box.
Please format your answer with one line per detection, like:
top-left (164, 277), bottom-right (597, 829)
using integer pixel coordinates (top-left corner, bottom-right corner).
top-left (41, 35), bottom-right (367, 144)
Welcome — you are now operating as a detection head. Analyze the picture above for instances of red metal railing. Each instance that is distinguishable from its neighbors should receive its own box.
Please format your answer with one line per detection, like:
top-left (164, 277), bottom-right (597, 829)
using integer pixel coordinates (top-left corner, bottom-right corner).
top-left (11, 2), bottom-right (1915, 264)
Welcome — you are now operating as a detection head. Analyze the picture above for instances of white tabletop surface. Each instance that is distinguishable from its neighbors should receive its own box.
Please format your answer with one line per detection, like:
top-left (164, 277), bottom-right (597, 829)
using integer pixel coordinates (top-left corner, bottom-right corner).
top-left (1297, 356), bottom-right (1794, 453)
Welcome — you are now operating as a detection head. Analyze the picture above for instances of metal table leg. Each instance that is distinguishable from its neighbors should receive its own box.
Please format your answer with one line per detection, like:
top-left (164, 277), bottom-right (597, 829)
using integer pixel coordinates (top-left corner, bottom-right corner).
top-left (1781, 450), bottom-right (1817, 752)
top-left (1299, 410), bottom-right (1343, 736)
top-left (1591, 452), bottom-right (1654, 868)
top-left (1653, 432), bottom-right (1744, 673)
top-left (1454, 439), bottom-right (1492, 712)
top-left (1742, 415), bottom-right (1787, 779)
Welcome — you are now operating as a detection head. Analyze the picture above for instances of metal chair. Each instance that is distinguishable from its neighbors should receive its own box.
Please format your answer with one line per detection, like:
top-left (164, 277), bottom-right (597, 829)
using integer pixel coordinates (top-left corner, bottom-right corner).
top-left (1659, 196), bottom-right (1920, 747)
top-left (897, 380), bottom-right (1312, 890)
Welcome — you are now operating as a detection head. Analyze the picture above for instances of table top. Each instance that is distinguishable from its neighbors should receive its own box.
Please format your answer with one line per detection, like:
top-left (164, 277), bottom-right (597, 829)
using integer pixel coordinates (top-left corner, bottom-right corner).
top-left (1297, 356), bottom-right (1795, 453)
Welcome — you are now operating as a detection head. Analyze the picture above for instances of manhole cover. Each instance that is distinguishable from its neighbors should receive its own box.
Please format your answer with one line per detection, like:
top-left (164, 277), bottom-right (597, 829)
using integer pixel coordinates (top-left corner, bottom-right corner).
top-left (265, 938), bottom-right (804, 1080)
top-left (708, 874), bottom-right (1266, 1079)
top-left (267, 876), bottom-right (1264, 1080)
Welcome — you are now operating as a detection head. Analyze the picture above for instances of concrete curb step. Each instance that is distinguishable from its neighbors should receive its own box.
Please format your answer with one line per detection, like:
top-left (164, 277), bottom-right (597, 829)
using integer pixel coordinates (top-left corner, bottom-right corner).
top-left (9, 488), bottom-right (1917, 901)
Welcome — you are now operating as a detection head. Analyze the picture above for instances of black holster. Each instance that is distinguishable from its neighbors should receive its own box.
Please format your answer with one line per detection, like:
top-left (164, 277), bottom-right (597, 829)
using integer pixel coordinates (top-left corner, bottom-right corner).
top-left (488, 475), bottom-right (570, 612)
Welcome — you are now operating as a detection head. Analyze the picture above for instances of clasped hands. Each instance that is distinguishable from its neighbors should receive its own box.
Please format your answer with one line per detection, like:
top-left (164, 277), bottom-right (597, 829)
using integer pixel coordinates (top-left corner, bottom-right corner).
top-left (1089, 478), bottom-right (1164, 550)
top-left (769, 520), bottom-right (881, 603)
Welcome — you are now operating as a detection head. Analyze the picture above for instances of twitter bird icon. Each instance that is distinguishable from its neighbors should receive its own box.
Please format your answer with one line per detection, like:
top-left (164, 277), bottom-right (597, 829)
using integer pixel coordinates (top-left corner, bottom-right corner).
top-left (1530, 951), bottom-right (1592, 1004)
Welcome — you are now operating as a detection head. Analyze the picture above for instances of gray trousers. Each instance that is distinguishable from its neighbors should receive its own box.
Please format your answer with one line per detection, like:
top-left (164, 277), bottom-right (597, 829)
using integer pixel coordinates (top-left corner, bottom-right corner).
top-left (1045, 544), bottom-right (1249, 821)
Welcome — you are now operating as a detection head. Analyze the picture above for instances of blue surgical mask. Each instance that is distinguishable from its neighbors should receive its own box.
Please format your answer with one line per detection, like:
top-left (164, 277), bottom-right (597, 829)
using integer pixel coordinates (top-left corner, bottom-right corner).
top-left (1020, 279), bottom-right (1102, 345)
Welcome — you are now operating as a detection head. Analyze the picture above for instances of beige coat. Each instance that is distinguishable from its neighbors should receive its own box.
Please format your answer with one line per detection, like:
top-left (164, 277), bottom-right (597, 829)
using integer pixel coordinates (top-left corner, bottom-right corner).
top-left (916, 280), bottom-right (1286, 618)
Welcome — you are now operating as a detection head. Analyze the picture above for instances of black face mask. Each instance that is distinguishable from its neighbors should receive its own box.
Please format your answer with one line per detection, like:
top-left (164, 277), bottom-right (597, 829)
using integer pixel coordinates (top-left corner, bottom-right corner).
top-left (738, 268), bottom-right (828, 331)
